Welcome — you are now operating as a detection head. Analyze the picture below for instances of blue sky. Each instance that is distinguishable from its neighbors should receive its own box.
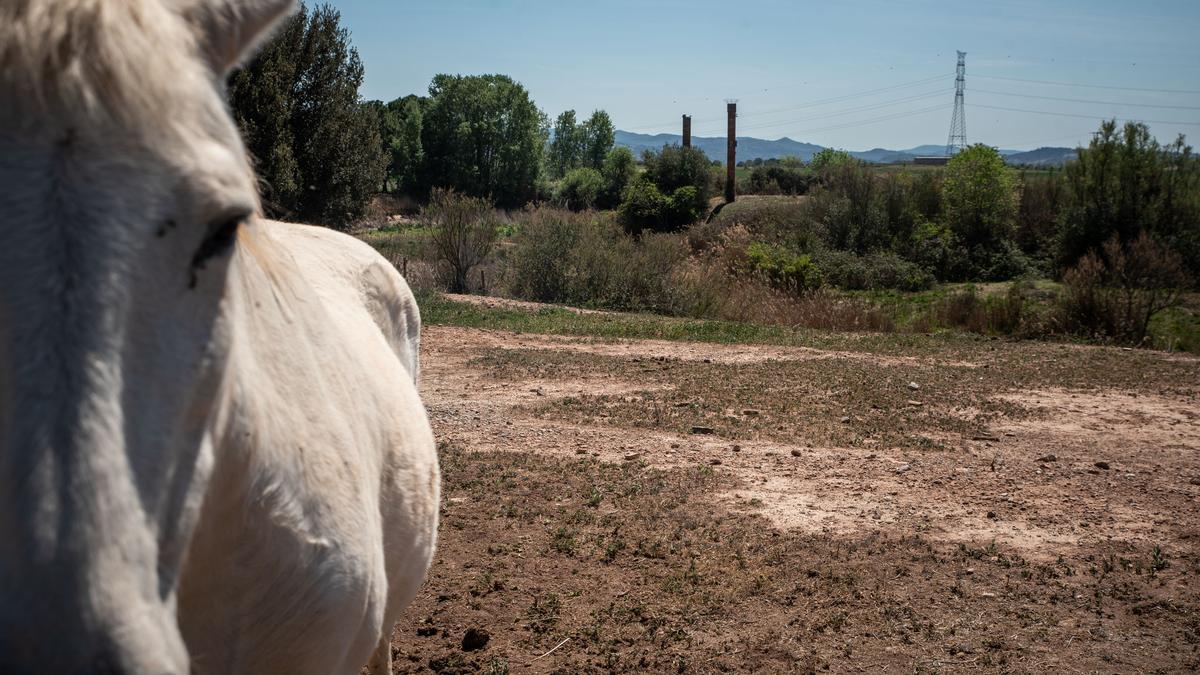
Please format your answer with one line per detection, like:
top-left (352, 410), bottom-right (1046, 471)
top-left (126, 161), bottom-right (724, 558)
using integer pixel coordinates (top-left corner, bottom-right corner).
top-left (331, 0), bottom-right (1200, 151)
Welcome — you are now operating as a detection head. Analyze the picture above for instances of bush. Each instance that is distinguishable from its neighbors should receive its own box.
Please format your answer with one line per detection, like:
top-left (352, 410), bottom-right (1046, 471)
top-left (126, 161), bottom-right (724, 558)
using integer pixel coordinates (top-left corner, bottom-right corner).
top-left (813, 250), bottom-right (934, 291)
top-left (599, 147), bottom-right (636, 209)
top-left (742, 242), bottom-right (823, 294)
top-left (1058, 233), bottom-right (1190, 343)
top-left (623, 144), bottom-right (714, 230)
top-left (504, 208), bottom-right (583, 302)
top-left (505, 209), bottom-right (691, 314)
top-left (666, 186), bottom-right (706, 226)
top-left (559, 168), bottom-right (603, 211)
top-left (747, 165), bottom-right (814, 196)
top-left (618, 179), bottom-right (670, 235)
top-left (425, 189), bottom-right (499, 293)
top-left (914, 281), bottom-right (1049, 337)
top-left (642, 145), bottom-right (714, 201)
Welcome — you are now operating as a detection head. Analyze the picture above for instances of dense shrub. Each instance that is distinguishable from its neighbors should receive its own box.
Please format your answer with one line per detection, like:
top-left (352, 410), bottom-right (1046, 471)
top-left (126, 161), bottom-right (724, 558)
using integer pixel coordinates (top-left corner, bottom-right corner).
top-left (599, 147), bottom-right (637, 209)
top-left (941, 144), bottom-right (1023, 280)
top-left (666, 186), bottom-right (707, 226)
top-left (742, 243), bottom-right (823, 293)
top-left (618, 179), bottom-right (670, 235)
top-left (1058, 233), bottom-right (1190, 343)
top-left (506, 209), bottom-right (692, 314)
top-left (618, 145), bottom-right (713, 232)
top-left (747, 165), bottom-right (814, 196)
top-left (617, 179), bottom-right (708, 235)
top-left (920, 282), bottom-right (1047, 337)
top-left (558, 168), bottom-right (603, 211)
top-left (642, 145), bottom-right (714, 200)
top-left (813, 250), bottom-right (935, 292)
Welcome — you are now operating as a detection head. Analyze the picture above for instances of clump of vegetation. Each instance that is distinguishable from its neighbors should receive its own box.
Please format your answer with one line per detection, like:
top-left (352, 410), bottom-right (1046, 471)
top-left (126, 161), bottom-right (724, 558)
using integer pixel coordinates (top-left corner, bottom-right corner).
top-left (741, 242), bottom-right (823, 293)
top-left (813, 250), bottom-right (934, 292)
top-left (547, 109), bottom-right (616, 178)
top-left (1058, 233), bottom-right (1191, 344)
top-left (742, 157), bottom-right (814, 196)
top-left (425, 189), bottom-right (500, 293)
top-left (558, 167), bottom-right (604, 211)
top-left (1058, 121), bottom-right (1200, 278)
top-left (619, 145), bottom-right (714, 234)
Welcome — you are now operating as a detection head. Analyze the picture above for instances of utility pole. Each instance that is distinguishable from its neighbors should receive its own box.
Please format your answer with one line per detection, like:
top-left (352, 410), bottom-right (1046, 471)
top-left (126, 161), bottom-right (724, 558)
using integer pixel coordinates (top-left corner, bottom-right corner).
top-left (725, 100), bottom-right (737, 203)
top-left (945, 51), bottom-right (967, 156)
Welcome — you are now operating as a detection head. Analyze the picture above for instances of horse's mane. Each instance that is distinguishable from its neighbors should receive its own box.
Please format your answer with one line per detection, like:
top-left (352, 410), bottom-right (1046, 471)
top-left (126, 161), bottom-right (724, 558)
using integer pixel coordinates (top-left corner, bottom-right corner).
top-left (0, 0), bottom-right (204, 130)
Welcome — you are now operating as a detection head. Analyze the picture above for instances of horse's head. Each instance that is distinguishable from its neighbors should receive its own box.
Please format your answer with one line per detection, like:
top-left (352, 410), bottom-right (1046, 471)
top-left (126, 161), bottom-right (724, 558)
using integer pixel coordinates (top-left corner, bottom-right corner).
top-left (0, 0), bottom-right (294, 671)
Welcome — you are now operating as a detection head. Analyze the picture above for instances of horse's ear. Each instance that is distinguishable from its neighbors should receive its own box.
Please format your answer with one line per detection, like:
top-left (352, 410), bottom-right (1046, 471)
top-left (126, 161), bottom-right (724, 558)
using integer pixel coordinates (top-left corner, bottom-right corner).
top-left (174, 0), bottom-right (297, 76)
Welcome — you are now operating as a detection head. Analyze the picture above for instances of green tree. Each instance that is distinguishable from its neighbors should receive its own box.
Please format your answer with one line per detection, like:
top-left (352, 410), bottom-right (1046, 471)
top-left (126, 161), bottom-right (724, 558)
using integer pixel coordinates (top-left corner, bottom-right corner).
top-left (229, 3), bottom-right (385, 228)
top-left (599, 146), bottom-right (636, 209)
top-left (618, 178), bottom-right (670, 235)
top-left (375, 95), bottom-right (424, 194)
top-left (641, 145), bottom-right (713, 203)
top-left (942, 144), bottom-right (1023, 279)
top-left (580, 110), bottom-right (615, 170)
top-left (419, 74), bottom-right (546, 208)
top-left (559, 168), bottom-right (604, 211)
top-left (363, 100), bottom-right (397, 192)
top-left (1058, 120), bottom-right (1200, 275)
top-left (548, 110), bottom-right (583, 178)
top-left (809, 148), bottom-right (854, 174)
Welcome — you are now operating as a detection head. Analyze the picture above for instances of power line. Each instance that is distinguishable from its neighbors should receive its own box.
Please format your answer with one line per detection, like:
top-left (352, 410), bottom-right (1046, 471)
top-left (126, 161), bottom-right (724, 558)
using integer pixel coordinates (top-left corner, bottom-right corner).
top-left (703, 89), bottom-right (949, 134)
top-left (767, 103), bottom-right (946, 136)
top-left (735, 74), bottom-right (951, 120)
top-left (974, 88), bottom-right (1200, 110)
top-left (969, 102), bottom-right (1200, 126)
top-left (974, 73), bottom-right (1200, 95)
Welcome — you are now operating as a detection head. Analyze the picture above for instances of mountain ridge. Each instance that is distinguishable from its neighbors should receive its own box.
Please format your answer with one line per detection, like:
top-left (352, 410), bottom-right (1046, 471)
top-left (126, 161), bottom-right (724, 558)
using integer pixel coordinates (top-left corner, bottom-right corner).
top-left (615, 130), bottom-right (1071, 166)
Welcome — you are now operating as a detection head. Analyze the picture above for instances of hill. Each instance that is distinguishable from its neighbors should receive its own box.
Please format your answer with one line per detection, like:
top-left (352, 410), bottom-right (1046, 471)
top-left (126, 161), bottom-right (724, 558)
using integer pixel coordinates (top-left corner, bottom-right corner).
top-left (615, 131), bottom-right (1046, 165)
top-left (614, 131), bottom-right (825, 162)
top-left (1004, 147), bottom-right (1077, 167)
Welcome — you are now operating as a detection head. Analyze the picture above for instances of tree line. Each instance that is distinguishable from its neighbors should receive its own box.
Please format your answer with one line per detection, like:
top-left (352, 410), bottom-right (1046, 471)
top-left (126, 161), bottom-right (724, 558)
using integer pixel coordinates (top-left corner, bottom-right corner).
top-left (227, 3), bottom-right (1197, 300)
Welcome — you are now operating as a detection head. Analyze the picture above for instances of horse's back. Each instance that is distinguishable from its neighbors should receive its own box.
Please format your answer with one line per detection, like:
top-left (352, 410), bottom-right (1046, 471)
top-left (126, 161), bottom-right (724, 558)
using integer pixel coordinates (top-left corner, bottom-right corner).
top-left (264, 221), bottom-right (422, 382)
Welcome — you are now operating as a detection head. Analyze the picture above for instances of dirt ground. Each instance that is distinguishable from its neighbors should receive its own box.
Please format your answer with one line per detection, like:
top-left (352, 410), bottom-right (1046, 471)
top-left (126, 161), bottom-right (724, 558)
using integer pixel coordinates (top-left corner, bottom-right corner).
top-left (387, 319), bottom-right (1200, 673)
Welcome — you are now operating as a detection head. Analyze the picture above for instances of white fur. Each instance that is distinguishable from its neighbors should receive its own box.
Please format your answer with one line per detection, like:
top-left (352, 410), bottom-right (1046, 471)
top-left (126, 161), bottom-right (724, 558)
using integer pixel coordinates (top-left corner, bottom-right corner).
top-left (0, 1), bottom-right (438, 673)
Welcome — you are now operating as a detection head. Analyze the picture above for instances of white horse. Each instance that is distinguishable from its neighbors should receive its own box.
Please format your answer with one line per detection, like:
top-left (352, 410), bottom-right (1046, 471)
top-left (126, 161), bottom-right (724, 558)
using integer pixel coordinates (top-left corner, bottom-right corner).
top-left (0, 1), bottom-right (439, 673)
